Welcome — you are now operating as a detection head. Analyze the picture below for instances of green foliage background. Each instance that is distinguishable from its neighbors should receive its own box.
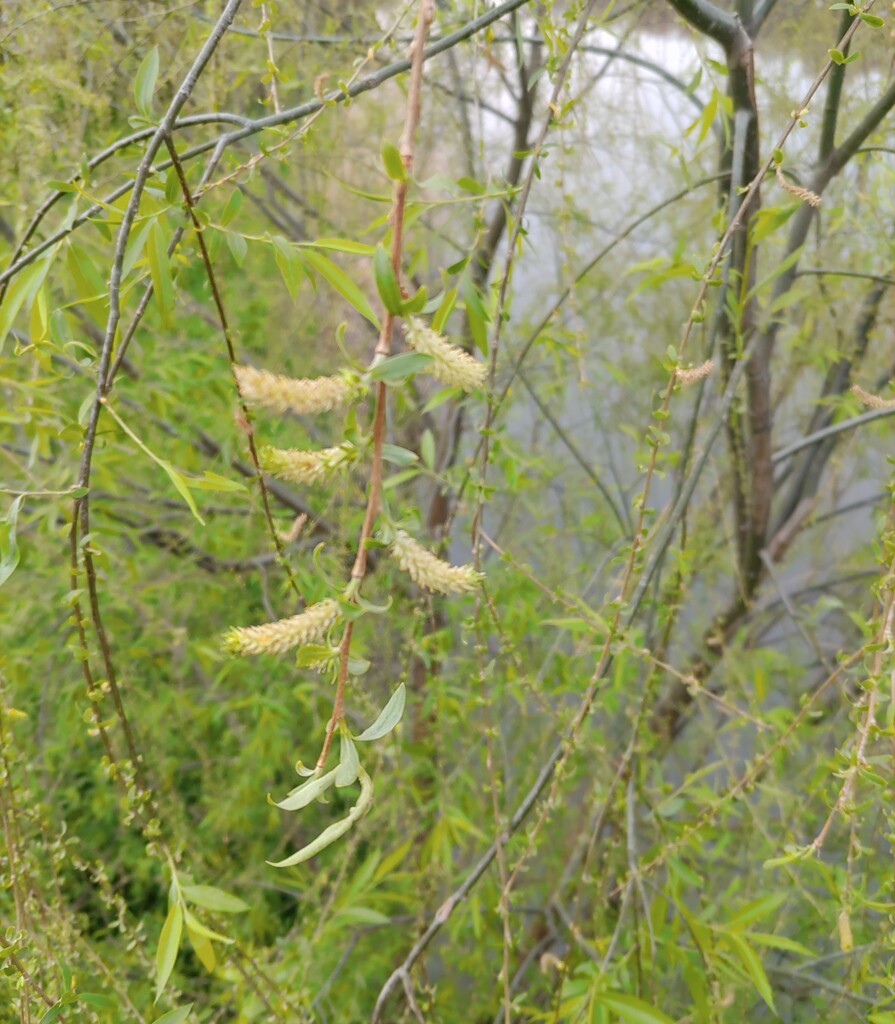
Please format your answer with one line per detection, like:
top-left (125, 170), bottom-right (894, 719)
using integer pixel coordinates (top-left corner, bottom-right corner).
top-left (2, 1), bottom-right (895, 1022)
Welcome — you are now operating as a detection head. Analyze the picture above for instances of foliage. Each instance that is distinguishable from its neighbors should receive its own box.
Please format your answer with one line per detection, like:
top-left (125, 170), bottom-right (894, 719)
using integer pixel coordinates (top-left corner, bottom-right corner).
top-left (2, 0), bottom-right (895, 1021)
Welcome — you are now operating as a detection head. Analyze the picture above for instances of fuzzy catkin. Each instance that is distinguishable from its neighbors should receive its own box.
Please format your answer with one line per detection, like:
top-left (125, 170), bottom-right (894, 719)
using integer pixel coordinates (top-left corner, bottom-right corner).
top-left (224, 599), bottom-right (339, 656)
top-left (260, 444), bottom-right (353, 485)
top-left (391, 530), bottom-right (483, 594)
top-left (403, 318), bottom-right (486, 392)
top-left (234, 365), bottom-right (358, 415)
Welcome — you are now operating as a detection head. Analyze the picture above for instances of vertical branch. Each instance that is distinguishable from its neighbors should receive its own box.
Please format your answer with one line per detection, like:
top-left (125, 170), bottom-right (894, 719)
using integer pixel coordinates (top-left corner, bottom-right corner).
top-left (316, 0), bottom-right (435, 771)
top-left (162, 136), bottom-right (302, 598)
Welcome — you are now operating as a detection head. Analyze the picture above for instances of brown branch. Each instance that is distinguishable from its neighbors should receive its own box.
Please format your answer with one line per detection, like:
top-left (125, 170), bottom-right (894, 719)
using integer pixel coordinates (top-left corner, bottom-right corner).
top-left (316, 0), bottom-right (435, 772)
top-left (163, 135), bottom-right (302, 599)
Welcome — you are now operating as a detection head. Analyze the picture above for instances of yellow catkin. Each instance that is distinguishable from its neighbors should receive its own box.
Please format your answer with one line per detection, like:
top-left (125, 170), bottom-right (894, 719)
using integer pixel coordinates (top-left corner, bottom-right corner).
top-left (234, 365), bottom-right (358, 415)
top-left (260, 444), bottom-right (353, 485)
top-left (677, 360), bottom-right (714, 386)
top-left (391, 530), bottom-right (483, 594)
top-left (223, 599), bottom-right (339, 656)
top-left (404, 318), bottom-right (486, 392)
top-left (852, 384), bottom-right (895, 411)
top-left (775, 165), bottom-right (821, 207)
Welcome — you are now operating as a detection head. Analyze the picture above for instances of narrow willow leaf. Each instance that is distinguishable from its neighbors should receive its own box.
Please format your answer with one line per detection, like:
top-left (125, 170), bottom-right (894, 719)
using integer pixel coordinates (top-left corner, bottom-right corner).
top-left (595, 992), bottom-right (675, 1024)
top-left (180, 885), bottom-right (249, 914)
top-left (155, 901), bottom-right (183, 1003)
top-left (0, 254), bottom-right (55, 353)
top-left (270, 766), bottom-right (339, 811)
top-left (183, 908), bottom-right (233, 945)
top-left (226, 231), bottom-right (248, 267)
top-left (355, 683), bottom-right (405, 742)
top-left (381, 443), bottom-right (418, 467)
top-left (267, 767), bottom-right (374, 868)
top-left (305, 237), bottom-right (375, 255)
top-left (189, 471), bottom-right (245, 492)
top-left (336, 733), bottom-right (359, 788)
top-left (302, 249), bottom-right (379, 326)
top-left (724, 932), bottom-right (775, 1011)
top-left (369, 352), bottom-right (433, 383)
top-left (187, 923), bottom-right (216, 972)
top-left (0, 496), bottom-right (24, 587)
top-left (373, 243), bottom-right (402, 314)
top-left (134, 45), bottom-right (160, 117)
top-left (147, 220), bottom-right (175, 324)
top-left (159, 461), bottom-right (205, 526)
top-left (151, 1006), bottom-right (193, 1024)
top-left (381, 140), bottom-right (407, 181)
top-left (271, 235), bottom-right (303, 300)
top-left (724, 892), bottom-right (786, 931)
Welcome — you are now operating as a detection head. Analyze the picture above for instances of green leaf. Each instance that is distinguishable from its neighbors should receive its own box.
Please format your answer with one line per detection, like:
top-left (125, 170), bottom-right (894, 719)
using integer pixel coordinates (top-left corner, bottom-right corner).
top-left (0, 496), bottom-right (24, 587)
top-left (271, 235), bottom-right (303, 300)
top-left (270, 766), bottom-right (339, 811)
top-left (336, 732), bottom-right (360, 788)
top-left (304, 237), bottom-right (375, 255)
top-left (356, 682), bottom-right (405, 742)
top-left (151, 1005), bottom-right (194, 1024)
top-left (226, 231), bottom-right (248, 267)
top-left (302, 249), bottom-right (379, 326)
top-left (159, 461), bottom-right (205, 526)
top-left (78, 993), bottom-right (117, 1009)
top-left (147, 220), bottom-right (175, 325)
top-left (420, 429), bottom-right (436, 469)
top-left (725, 892), bottom-right (786, 931)
top-left (180, 885), bottom-right (250, 914)
top-left (594, 992), bottom-right (675, 1024)
top-left (155, 900), bottom-right (183, 1003)
top-left (860, 12), bottom-right (885, 26)
top-left (0, 253), bottom-right (56, 353)
top-left (183, 908), bottom-right (233, 944)
top-left (121, 216), bottom-right (156, 280)
top-left (267, 767), bottom-right (374, 868)
top-left (763, 843), bottom-right (811, 868)
top-left (744, 932), bottom-right (813, 957)
top-left (335, 905), bottom-right (390, 925)
top-left (134, 45), bottom-right (160, 117)
top-left (724, 932), bottom-right (775, 1011)
top-left (381, 443), bottom-right (419, 467)
top-left (189, 471), bottom-right (245, 492)
top-left (381, 140), bottom-right (407, 180)
top-left (372, 243), bottom-right (403, 314)
top-left (828, 48), bottom-right (845, 64)
top-left (220, 188), bottom-right (243, 226)
top-left (369, 352), bottom-right (433, 383)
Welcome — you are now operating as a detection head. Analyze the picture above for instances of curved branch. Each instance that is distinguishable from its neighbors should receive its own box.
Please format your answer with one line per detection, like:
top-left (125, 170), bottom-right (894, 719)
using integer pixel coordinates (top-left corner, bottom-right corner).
top-left (1, 0), bottom-right (536, 288)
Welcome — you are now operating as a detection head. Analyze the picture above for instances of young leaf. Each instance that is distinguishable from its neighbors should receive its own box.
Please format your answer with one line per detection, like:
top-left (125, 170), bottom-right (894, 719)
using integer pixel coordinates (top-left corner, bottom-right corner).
top-left (147, 220), bottom-right (175, 324)
top-left (336, 732), bottom-right (360, 788)
top-left (155, 901), bottom-right (183, 1002)
top-left (183, 908), bottom-right (233, 944)
top-left (381, 140), bottom-right (407, 181)
top-left (134, 45), bottom-right (160, 118)
top-left (270, 766), bottom-right (339, 811)
top-left (355, 683), bottom-right (405, 742)
top-left (302, 249), bottom-right (379, 326)
top-left (180, 885), bottom-right (250, 914)
top-left (381, 443), bottom-right (419, 467)
top-left (0, 496), bottom-right (24, 587)
top-left (369, 352), bottom-right (433, 383)
top-left (724, 932), bottom-right (775, 1011)
top-left (267, 767), bottom-right (374, 868)
top-left (595, 992), bottom-right (675, 1024)
top-left (372, 243), bottom-right (403, 314)
top-left (187, 923), bottom-right (216, 972)
top-left (151, 1006), bottom-right (193, 1024)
